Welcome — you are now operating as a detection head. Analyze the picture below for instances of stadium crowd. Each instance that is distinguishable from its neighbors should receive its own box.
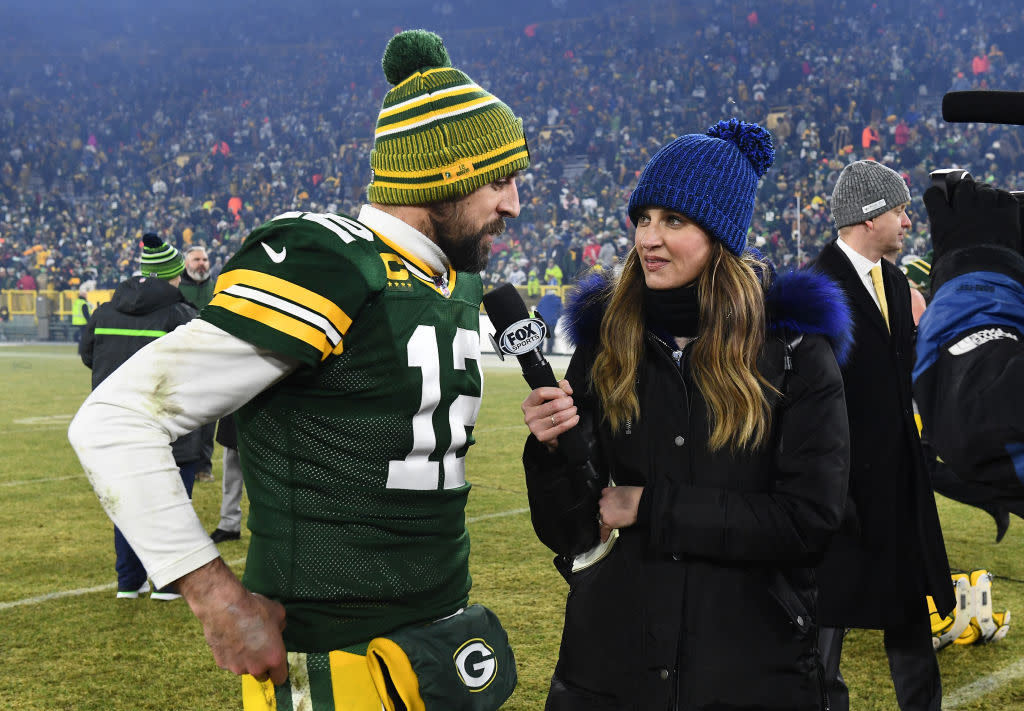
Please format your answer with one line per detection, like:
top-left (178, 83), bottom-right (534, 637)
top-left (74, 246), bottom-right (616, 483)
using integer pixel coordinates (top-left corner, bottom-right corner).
top-left (2, 0), bottom-right (1024, 294)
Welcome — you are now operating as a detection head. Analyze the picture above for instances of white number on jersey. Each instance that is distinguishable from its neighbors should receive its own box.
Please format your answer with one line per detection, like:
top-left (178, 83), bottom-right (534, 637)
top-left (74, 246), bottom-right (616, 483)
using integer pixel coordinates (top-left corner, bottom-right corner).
top-left (268, 211), bottom-right (375, 243)
top-left (386, 325), bottom-right (482, 490)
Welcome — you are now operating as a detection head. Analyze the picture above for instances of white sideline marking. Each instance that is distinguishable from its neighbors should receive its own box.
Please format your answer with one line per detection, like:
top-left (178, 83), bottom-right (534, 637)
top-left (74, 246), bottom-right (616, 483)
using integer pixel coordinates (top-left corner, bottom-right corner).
top-left (467, 508), bottom-right (530, 523)
top-left (0, 510), bottom-right (532, 610)
top-left (8, 425), bottom-right (76, 433)
top-left (13, 414), bottom-right (74, 426)
top-left (1, 474), bottom-right (82, 487)
top-left (942, 657), bottom-right (1024, 709)
top-left (0, 351), bottom-right (78, 358)
top-left (0, 583), bottom-right (114, 609)
top-left (0, 556), bottom-right (248, 610)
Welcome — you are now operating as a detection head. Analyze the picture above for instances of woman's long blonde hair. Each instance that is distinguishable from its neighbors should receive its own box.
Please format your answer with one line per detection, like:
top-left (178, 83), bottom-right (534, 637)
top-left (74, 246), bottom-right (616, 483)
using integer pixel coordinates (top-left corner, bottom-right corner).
top-left (591, 243), bottom-right (775, 453)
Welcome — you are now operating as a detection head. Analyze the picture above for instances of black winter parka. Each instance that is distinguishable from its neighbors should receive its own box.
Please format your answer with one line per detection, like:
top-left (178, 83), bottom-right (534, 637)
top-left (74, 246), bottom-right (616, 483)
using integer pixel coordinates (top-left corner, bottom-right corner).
top-left (523, 269), bottom-right (853, 711)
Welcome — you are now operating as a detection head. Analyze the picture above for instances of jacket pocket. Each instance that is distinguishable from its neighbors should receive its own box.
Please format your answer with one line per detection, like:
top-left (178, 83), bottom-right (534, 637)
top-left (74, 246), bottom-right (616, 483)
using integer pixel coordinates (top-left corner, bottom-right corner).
top-left (766, 570), bottom-right (812, 638)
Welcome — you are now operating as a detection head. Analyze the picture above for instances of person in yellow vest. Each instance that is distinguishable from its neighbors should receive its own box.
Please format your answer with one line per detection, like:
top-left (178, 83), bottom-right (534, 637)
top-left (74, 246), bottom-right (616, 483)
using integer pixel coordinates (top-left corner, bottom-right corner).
top-left (72, 286), bottom-right (92, 343)
top-left (544, 259), bottom-right (563, 286)
top-left (526, 268), bottom-right (540, 298)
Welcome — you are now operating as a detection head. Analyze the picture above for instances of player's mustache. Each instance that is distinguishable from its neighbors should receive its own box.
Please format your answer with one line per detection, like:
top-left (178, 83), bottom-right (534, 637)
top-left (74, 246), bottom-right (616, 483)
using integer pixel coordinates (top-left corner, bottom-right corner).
top-left (484, 218), bottom-right (506, 237)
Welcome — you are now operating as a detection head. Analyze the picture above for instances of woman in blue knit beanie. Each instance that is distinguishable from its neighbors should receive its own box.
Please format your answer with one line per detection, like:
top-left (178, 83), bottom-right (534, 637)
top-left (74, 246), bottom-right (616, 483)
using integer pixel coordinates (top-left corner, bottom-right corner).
top-left (520, 120), bottom-right (853, 710)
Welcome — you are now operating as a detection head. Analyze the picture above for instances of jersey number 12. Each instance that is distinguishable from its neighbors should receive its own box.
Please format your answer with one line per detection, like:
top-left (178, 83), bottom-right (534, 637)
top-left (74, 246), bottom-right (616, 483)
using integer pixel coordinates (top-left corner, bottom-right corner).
top-left (387, 325), bottom-right (481, 490)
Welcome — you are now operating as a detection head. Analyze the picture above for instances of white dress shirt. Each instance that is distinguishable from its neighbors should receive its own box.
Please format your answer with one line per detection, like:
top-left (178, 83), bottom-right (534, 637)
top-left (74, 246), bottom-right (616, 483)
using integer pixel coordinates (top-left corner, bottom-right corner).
top-left (836, 237), bottom-right (885, 313)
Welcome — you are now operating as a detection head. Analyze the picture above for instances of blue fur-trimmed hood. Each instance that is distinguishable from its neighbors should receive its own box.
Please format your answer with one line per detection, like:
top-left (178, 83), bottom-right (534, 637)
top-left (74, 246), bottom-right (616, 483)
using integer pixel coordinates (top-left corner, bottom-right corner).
top-left (563, 268), bottom-right (853, 366)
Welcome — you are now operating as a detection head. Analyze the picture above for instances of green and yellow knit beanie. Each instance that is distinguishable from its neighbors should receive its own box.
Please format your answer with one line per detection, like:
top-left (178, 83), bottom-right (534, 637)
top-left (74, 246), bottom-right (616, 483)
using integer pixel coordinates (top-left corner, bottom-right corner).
top-left (367, 29), bottom-right (530, 205)
top-left (139, 233), bottom-right (185, 280)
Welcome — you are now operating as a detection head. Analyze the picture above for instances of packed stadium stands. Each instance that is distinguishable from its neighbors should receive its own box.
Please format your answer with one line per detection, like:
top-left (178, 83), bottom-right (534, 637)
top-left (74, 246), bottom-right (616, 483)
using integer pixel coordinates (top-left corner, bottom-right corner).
top-left (2, 0), bottom-right (1024, 334)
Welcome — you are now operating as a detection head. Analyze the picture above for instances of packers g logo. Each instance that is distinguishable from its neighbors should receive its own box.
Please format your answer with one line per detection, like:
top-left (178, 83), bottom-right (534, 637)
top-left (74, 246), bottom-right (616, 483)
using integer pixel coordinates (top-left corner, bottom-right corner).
top-left (453, 638), bottom-right (496, 691)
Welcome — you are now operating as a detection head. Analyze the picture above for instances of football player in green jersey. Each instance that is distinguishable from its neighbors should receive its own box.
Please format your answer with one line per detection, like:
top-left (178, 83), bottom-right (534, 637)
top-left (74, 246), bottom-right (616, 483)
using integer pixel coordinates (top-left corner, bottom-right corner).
top-left (69, 30), bottom-right (528, 711)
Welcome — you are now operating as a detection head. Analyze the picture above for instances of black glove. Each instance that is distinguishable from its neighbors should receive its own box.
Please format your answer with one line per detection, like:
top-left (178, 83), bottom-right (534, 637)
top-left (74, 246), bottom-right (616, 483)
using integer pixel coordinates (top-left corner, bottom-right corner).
top-left (924, 177), bottom-right (1022, 263)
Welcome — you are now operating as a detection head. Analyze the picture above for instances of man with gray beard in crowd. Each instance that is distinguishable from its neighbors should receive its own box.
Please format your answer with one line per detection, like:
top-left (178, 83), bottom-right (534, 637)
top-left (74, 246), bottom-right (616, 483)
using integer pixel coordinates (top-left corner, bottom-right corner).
top-left (178, 244), bottom-right (218, 482)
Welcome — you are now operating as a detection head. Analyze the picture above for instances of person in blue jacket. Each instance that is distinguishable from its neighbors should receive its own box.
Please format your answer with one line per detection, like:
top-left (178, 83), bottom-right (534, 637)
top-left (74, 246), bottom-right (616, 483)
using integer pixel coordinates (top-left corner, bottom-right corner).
top-left (914, 175), bottom-right (1024, 518)
top-left (536, 290), bottom-right (563, 354)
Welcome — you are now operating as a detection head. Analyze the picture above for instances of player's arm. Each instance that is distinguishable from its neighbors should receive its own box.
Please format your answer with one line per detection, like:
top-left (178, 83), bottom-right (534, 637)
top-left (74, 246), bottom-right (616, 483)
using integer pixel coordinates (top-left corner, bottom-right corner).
top-left (69, 318), bottom-right (297, 585)
top-left (68, 319), bottom-right (297, 681)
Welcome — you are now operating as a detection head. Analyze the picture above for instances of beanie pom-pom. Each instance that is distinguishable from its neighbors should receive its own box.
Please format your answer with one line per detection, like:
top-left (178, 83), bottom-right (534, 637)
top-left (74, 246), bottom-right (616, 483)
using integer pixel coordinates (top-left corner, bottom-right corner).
top-left (382, 30), bottom-right (451, 86)
top-left (706, 118), bottom-right (775, 179)
top-left (142, 233), bottom-right (162, 248)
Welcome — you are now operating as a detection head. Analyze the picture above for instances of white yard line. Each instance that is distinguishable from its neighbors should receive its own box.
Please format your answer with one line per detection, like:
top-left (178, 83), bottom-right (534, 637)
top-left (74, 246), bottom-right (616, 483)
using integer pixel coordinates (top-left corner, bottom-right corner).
top-left (942, 657), bottom-right (1024, 709)
top-left (0, 350), bottom-right (79, 358)
top-left (466, 508), bottom-right (530, 523)
top-left (0, 474), bottom-right (82, 487)
top-left (4, 426), bottom-right (76, 433)
top-left (0, 583), bottom-right (115, 609)
top-left (0, 557), bottom-right (247, 610)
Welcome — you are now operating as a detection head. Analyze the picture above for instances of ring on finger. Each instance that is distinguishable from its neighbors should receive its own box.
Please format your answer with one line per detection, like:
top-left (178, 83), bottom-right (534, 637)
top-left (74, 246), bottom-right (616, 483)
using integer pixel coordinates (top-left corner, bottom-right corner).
top-left (550, 414), bottom-right (557, 427)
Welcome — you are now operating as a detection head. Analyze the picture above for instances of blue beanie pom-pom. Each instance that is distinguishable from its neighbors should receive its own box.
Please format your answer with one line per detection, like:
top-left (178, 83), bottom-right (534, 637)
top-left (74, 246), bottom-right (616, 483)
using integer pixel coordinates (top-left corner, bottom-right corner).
top-left (706, 118), bottom-right (775, 179)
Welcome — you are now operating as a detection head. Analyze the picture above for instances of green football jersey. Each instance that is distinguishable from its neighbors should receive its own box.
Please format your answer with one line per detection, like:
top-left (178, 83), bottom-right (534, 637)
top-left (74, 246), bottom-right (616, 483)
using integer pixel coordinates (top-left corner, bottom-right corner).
top-left (202, 210), bottom-right (483, 652)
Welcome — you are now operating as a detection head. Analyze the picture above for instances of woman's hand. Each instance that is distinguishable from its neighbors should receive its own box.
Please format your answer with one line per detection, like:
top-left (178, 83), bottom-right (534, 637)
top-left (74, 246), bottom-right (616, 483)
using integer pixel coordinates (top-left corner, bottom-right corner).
top-left (597, 486), bottom-right (643, 542)
top-left (521, 378), bottom-right (579, 449)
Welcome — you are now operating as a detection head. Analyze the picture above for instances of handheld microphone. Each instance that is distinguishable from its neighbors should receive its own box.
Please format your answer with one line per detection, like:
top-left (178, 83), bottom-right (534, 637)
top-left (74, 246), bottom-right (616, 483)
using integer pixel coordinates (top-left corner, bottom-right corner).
top-left (942, 91), bottom-right (1024, 126)
top-left (482, 283), bottom-right (591, 466)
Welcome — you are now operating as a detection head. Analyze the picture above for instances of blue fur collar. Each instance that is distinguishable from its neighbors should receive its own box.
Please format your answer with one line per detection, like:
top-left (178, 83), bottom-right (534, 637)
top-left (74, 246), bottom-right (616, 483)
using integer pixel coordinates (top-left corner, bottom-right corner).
top-left (563, 269), bottom-right (853, 366)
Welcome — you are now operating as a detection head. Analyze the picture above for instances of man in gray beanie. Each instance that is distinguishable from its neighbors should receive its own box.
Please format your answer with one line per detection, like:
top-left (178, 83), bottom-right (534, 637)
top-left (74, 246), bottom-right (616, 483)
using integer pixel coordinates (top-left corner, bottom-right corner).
top-left (830, 159), bottom-right (913, 231)
top-left (810, 160), bottom-right (952, 711)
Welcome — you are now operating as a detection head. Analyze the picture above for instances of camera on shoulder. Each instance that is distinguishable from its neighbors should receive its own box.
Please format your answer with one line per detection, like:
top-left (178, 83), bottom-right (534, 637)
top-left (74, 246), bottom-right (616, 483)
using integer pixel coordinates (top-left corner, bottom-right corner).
top-left (930, 167), bottom-right (1024, 216)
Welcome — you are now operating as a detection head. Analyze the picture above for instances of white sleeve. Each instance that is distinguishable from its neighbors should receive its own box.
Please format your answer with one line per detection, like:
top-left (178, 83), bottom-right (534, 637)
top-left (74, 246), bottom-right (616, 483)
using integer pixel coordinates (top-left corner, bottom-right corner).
top-left (68, 319), bottom-right (299, 588)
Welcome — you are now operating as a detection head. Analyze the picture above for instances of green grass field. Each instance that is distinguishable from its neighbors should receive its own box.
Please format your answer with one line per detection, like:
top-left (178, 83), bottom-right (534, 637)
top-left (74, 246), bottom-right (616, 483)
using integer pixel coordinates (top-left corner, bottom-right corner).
top-left (2, 343), bottom-right (1023, 710)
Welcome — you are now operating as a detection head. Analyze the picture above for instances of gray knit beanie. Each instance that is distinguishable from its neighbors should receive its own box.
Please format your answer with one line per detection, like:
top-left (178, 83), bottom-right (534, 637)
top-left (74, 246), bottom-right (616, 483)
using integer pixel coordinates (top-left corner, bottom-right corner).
top-left (830, 160), bottom-right (911, 229)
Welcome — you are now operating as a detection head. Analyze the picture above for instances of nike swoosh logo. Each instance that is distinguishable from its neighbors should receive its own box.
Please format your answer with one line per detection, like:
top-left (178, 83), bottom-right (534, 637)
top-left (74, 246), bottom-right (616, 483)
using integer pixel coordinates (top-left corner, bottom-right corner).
top-left (261, 242), bottom-right (287, 263)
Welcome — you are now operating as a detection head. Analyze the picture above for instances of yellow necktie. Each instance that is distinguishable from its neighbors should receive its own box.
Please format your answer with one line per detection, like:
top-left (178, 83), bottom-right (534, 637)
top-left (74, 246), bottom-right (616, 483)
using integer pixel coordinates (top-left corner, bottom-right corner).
top-left (869, 264), bottom-right (889, 330)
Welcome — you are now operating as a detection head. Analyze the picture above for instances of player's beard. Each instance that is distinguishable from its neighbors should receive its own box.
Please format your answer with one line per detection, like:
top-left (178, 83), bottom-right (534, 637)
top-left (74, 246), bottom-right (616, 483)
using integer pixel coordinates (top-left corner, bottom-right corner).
top-left (185, 265), bottom-right (210, 282)
top-left (429, 206), bottom-right (505, 274)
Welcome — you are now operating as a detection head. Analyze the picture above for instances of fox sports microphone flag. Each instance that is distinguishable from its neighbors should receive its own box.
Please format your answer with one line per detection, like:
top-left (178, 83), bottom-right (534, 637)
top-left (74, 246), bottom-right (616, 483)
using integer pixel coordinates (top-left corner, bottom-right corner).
top-left (483, 284), bottom-right (592, 466)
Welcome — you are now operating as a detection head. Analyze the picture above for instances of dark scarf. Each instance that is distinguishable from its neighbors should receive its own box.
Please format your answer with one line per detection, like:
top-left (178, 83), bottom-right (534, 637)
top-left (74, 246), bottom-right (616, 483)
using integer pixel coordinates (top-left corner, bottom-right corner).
top-left (644, 282), bottom-right (700, 338)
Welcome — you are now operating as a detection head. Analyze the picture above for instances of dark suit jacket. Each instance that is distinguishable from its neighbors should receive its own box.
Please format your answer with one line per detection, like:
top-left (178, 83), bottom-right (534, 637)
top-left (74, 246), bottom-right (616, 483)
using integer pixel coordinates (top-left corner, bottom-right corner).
top-left (811, 240), bottom-right (953, 628)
